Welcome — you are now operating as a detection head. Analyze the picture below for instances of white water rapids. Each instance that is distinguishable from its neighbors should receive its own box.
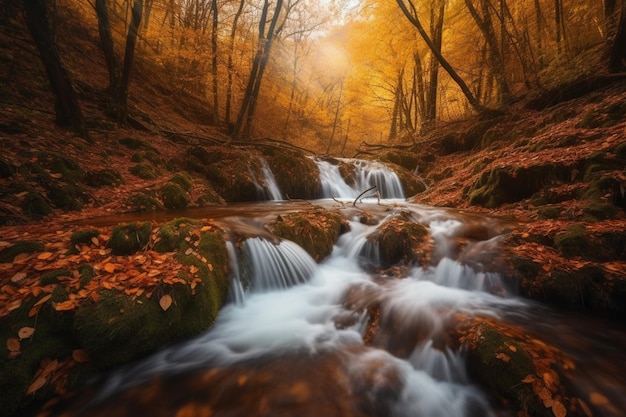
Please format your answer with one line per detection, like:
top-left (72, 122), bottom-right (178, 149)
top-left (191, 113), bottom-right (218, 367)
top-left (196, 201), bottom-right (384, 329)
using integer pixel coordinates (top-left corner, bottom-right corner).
top-left (52, 159), bottom-right (625, 417)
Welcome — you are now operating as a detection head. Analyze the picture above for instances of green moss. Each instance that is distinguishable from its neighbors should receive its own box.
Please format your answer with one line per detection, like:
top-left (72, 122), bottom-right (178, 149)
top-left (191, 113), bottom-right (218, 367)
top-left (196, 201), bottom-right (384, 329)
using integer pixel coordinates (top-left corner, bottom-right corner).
top-left (70, 229), bottom-right (100, 247)
top-left (160, 182), bottom-right (189, 210)
top-left (554, 224), bottom-right (592, 259)
top-left (129, 164), bottom-right (159, 180)
top-left (379, 151), bottom-right (419, 171)
top-left (106, 222), bottom-right (151, 255)
top-left (268, 209), bottom-right (345, 261)
top-left (0, 297), bottom-right (77, 416)
top-left (583, 200), bottom-right (617, 221)
top-left (119, 137), bottom-right (157, 152)
top-left (154, 218), bottom-right (199, 253)
top-left (46, 184), bottom-right (87, 211)
top-left (0, 240), bottom-right (45, 263)
top-left (537, 206), bottom-right (562, 219)
top-left (20, 191), bottom-right (52, 219)
top-left (40, 269), bottom-right (72, 285)
top-left (78, 264), bottom-right (95, 287)
top-left (169, 172), bottom-right (193, 192)
top-left (84, 168), bottom-right (124, 188)
top-left (125, 191), bottom-right (163, 213)
top-left (38, 151), bottom-right (84, 184)
top-left (367, 215), bottom-right (430, 267)
top-left (466, 323), bottom-right (549, 417)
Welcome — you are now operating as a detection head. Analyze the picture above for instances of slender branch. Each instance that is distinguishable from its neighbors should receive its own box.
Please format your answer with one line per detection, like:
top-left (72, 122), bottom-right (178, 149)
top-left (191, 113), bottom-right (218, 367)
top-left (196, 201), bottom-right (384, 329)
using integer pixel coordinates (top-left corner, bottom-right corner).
top-left (353, 186), bottom-right (376, 207)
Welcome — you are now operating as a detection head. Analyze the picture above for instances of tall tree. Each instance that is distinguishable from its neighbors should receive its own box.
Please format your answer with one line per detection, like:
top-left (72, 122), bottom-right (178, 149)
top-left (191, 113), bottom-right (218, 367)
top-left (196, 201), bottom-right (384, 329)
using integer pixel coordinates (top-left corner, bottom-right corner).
top-left (396, 0), bottom-right (486, 115)
top-left (210, 0), bottom-right (219, 123)
top-left (609, 0), bottom-right (626, 71)
top-left (232, 0), bottom-right (284, 139)
top-left (95, 0), bottom-right (143, 124)
top-left (22, 0), bottom-right (88, 139)
top-left (225, 0), bottom-right (246, 126)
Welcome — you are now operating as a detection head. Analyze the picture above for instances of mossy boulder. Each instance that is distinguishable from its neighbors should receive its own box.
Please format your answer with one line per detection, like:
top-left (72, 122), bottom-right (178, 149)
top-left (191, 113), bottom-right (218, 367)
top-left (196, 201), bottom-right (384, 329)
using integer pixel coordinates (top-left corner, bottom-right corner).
top-left (0, 240), bottom-right (45, 263)
top-left (379, 151), bottom-right (419, 171)
top-left (69, 229), bottom-right (100, 253)
top-left (106, 222), bottom-right (151, 255)
top-left (124, 191), bottom-right (163, 213)
top-left (466, 164), bottom-right (571, 208)
top-left (159, 182), bottom-right (189, 210)
top-left (84, 168), bottom-right (124, 188)
top-left (20, 191), bottom-right (52, 219)
top-left (183, 146), bottom-right (265, 202)
top-left (267, 208), bottom-right (346, 261)
top-left (153, 218), bottom-right (200, 253)
top-left (46, 184), bottom-right (88, 211)
top-left (0, 297), bottom-right (83, 417)
top-left (129, 164), bottom-right (159, 180)
top-left (37, 152), bottom-right (84, 184)
top-left (169, 172), bottom-right (193, 192)
top-left (464, 322), bottom-right (553, 417)
top-left (366, 212), bottom-right (431, 268)
top-left (263, 148), bottom-right (320, 199)
top-left (554, 224), bottom-right (592, 259)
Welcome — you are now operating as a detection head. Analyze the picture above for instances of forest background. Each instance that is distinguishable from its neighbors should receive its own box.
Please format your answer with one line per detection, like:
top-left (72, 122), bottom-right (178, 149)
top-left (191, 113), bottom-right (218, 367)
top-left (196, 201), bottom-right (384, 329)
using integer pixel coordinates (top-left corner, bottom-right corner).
top-left (10, 0), bottom-right (626, 155)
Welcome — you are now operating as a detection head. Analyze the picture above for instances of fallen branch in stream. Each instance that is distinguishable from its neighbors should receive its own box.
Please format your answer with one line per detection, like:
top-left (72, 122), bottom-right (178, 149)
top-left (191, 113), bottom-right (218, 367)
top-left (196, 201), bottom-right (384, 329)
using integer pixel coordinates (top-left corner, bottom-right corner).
top-left (353, 186), bottom-right (377, 207)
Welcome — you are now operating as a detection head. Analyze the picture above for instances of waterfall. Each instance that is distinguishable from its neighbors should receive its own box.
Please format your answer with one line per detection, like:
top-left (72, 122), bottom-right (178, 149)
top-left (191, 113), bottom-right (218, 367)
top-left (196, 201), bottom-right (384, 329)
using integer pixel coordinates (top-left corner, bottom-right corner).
top-left (228, 237), bottom-right (317, 302)
top-left (250, 158), bottom-right (284, 201)
top-left (315, 158), bottom-right (405, 199)
top-left (64, 204), bottom-right (528, 417)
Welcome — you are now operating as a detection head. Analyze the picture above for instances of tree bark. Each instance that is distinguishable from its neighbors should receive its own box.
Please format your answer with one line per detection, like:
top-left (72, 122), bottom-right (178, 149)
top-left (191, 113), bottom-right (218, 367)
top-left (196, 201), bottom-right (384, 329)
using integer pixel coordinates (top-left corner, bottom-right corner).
top-left (609, 0), bottom-right (626, 72)
top-left (210, 0), bottom-right (219, 123)
top-left (225, 0), bottom-right (245, 126)
top-left (233, 0), bottom-right (284, 139)
top-left (23, 0), bottom-right (88, 139)
top-left (114, 0), bottom-right (143, 124)
top-left (96, 0), bottom-right (120, 93)
top-left (396, 0), bottom-right (486, 114)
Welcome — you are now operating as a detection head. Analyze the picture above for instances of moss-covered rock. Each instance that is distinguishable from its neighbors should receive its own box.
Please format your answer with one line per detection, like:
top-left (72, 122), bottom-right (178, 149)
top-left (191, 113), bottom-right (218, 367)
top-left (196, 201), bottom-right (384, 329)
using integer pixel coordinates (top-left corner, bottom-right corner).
top-left (267, 208), bottom-right (346, 261)
top-left (84, 168), bottom-right (124, 188)
top-left (159, 182), bottom-right (189, 210)
top-left (554, 224), bottom-right (592, 259)
top-left (124, 191), bottom-right (163, 213)
top-left (40, 269), bottom-right (72, 285)
top-left (366, 212), bottom-right (431, 268)
top-left (263, 148), bottom-right (320, 199)
top-left (464, 322), bottom-right (552, 417)
top-left (20, 191), bottom-right (52, 219)
top-left (70, 229), bottom-right (100, 248)
top-left (0, 297), bottom-right (79, 417)
top-left (46, 184), bottom-right (88, 211)
top-left (169, 172), bottom-right (193, 192)
top-left (537, 206), bottom-right (562, 219)
top-left (379, 151), bottom-right (419, 171)
top-left (466, 164), bottom-right (571, 208)
top-left (38, 151), bottom-right (84, 184)
top-left (78, 264), bottom-right (95, 287)
top-left (153, 218), bottom-right (200, 253)
top-left (0, 240), bottom-right (45, 263)
top-left (106, 222), bottom-right (151, 255)
top-left (129, 164), bottom-right (159, 180)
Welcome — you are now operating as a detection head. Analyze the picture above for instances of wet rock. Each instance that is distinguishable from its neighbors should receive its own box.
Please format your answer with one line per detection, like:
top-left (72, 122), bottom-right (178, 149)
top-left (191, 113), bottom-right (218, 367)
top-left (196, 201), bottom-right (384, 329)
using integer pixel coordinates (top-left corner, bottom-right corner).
top-left (159, 182), bottom-right (189, 210)
top-left (268, 208), bottom-right (346, 261)
top-left (0, 240), bottom-right (45, 263)
top-left (263, 148), bottom-right (321, 199)
top-left (124, 191), bottom-right (163, 213)
top-left (106, 222), bottom-right (151, 255)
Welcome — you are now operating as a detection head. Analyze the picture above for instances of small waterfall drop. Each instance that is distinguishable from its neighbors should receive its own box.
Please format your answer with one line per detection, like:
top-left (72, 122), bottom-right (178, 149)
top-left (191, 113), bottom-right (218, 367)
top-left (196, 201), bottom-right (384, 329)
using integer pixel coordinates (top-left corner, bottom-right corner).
top-left (250, 158), bottom-right (284, 201)
top-left (315, 158), bottom-right (405, 199)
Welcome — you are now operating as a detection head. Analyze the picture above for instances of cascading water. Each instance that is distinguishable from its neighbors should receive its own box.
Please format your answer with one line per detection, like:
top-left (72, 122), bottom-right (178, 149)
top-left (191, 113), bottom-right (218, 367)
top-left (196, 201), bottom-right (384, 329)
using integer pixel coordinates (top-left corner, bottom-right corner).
top-left (315, 157), bottom-right (405, 199)
top-left (251, 158), bottom-right (284, 201)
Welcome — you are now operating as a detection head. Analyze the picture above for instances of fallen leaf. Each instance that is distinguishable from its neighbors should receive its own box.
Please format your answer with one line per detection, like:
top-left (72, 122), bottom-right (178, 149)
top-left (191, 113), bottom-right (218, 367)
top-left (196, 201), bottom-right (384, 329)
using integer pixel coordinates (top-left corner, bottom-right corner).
top-left (90, 236), bottom-right (99, 245)
top-left (159, 294), bottom-right (173, 311)
top-left (495, 352), bottom-right (510, 362)
top-left (521, 375), bottom-right (535, 383)
top-left (208, 263), bottom-right (214, 272)
top-left (50, 172), bottom-right (63, 179)
top-left (34, 294), bottom-right (52, 307)
top-left (589, 392), bottom-right (609, 406)
top-left (185, 248), bottom-right (193, 256)
top-left (10, 272), bottom-right (27, 283)
top-left (26, 376), bottom-right (47, 395)
top-left (41, 359), bottom-right (59, 378)
top-left (18, 327), bottom-right (35, 340)
top-left (72, 349), bottom-right (90, 363)
top-left (8, 299), bottom-right (22, 312)
top-left (552, 400), bottom-right (567, 417)
top-left (54, 300), bottom-right (76, 311)
top-left (7, 338), bottom-right (20, 352)
top-left (103, 263), bottom-right (116, 273)
top-left (508, 344), bottom-right (517, 352)
top-left (37, 252), bottom-right (53, 260)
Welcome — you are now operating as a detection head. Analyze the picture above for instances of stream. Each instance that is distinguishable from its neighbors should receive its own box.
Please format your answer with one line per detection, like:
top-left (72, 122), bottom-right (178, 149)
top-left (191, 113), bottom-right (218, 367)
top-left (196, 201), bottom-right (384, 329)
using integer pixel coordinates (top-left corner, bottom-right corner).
top-left (51, 158), bottom-right (626, 417)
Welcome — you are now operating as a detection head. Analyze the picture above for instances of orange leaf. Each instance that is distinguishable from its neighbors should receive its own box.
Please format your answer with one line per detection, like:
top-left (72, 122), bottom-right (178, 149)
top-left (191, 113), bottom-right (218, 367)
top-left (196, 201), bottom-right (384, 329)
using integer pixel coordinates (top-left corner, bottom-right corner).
top-left (10, 272), bottom-right (27, 283)
top-left (72, 349), bottom-right (90, 363)
top-left (37, 252), bottom-right (53, 260)
top-left (552, 400), bottom-right (566, 417)
top-left (103, 263), bottom-right (116, 273)
top-left (27, 376), bottom-right (47, 395)
top-left (34, 294), bottom-right (52, 307)
top-left (208, 263), bottom-right (214, 272)
top-left (90, 236), bottom-right (100, 245)
top-left (159, 294), bottom-right (173, 311)
top-left (495, 352), bottom-right (510, 362)
top-left (589, 392), bottom-right (609, 406)
top-left (18, 327), bottom-right (35, 340)
top-left (521, 375), bottom-right (535, 384)
top-left (41, 359), bottom-right (59, 378)
top-left (54, 300), bottom-right (76, 311)
top-left (6, 337), bottom-right (20, 352)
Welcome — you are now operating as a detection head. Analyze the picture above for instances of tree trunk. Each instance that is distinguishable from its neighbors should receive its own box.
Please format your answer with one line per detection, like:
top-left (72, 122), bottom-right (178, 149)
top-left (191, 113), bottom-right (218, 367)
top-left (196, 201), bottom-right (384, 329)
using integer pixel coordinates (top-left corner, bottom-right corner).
top-left (233, 0), bottom-right (283, 139)
top-left (225, 0), bottom-right (245, 126)
top-left (426, 0), bottom-right (444, 122)
top-left (23, 0), bottom-right (88, 139)
top-left (114, 0), bottom-right (143, 124)
top-left (396, 0), bottom-right (486, 114)
top-left (609, 0), bottom-right (626, 72)
top-left (96, 0), bottom-right (120, 93)
top-left (210, 0), bottom-right (219, 123)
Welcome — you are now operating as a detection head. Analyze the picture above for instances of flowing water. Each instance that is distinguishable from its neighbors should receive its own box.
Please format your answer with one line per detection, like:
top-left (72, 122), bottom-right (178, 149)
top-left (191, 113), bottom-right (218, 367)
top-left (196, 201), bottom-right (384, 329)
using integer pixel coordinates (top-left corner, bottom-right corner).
top-left (51, 160), bottom-right (626, 417)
